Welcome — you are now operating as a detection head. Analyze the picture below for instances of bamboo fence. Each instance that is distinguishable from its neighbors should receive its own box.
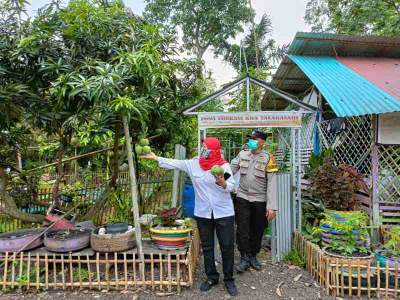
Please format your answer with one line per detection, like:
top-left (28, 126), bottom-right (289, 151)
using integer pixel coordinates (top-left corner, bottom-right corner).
top-left (0, 172), bottom-right (174, 233)
top-left (294, 232), bottom-right (400, 298)
top-left (0, 230), bottom-right (200, 292)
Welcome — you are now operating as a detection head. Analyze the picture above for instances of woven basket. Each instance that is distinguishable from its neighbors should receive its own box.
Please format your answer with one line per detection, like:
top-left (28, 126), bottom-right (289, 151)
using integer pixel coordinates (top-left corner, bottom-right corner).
top-left (91, 227), bottom-right (136, 252)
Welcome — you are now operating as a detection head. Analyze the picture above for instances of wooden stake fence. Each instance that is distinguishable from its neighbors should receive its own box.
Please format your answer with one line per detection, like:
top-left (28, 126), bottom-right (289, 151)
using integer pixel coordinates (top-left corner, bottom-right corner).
top-left (0, 231), bottom-right (199, 292)
top-left (294, 232), bottom-right (400, 298)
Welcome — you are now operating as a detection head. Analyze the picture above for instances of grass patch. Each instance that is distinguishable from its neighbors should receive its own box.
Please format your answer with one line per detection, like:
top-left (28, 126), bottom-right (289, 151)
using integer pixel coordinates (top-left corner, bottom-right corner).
top-left (283, 248), bottom-right (306, 268)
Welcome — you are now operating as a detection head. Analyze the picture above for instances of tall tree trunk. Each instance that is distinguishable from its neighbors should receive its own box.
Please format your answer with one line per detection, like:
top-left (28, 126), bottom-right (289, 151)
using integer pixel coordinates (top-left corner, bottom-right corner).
top-left (0, 167), bottom-right (45, 223)
top-left (52, 139), bottom-right (64, 206)
top-left (122, 115), bottom-right (143, 255)
top-left (110, 116), bottom-right (122, 189)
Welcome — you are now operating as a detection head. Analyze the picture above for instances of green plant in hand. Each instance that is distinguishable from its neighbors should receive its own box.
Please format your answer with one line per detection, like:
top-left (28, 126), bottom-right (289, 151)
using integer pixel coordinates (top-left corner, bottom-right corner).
top-left (211, 165), bottom-right (224, 176)
top-left (383, 226), bottom-right (400, 257)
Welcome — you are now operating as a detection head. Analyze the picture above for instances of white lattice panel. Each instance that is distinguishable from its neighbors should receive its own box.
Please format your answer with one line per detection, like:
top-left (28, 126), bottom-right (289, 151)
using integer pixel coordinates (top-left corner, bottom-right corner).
top-left (317, 116), bottom-right (372, 175)
top-left (378, 145), bottom-right (400, 203)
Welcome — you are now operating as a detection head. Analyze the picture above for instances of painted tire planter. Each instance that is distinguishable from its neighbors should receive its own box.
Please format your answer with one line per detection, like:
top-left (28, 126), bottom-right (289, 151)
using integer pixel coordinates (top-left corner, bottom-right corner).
top-left (375, 250), bottom-right (400, 268)
top-left (44, 228), bottom-right (91, 253)
top-left (322, 247), bottom-right (375, 266)
top-left (91, 227), bottom-right (136, 252)
top-left (320, 223), bottom-right (370, 248)
top-left (324, 210), bottom-right (359, 222)
top-left (0, 228), bottom-right (45, 252)
top-left (150, 227), bottom-right (192, 250)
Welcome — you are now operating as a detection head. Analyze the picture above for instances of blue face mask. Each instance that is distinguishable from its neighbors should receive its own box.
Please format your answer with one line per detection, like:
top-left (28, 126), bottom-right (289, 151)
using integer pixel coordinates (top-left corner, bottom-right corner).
top-left (246, 139), bottom-right (258, 150)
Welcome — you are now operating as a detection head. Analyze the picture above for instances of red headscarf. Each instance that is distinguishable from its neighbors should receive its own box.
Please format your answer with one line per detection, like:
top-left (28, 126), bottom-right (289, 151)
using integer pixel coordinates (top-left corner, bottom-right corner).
top-left (199, 137), bottom-right (227, 171)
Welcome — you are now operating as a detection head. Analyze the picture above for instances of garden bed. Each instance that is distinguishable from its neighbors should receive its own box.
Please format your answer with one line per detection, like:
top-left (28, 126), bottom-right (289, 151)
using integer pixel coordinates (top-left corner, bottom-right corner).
top-left (294, 232), bottom-right (400, 298)
top-left (0, 230), bottom-right (199, 293)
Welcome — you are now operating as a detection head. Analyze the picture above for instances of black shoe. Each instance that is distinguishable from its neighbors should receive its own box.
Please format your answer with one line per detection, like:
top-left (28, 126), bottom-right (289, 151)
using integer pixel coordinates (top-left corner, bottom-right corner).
top-left (199, 279), bottom-right (218, 292)
top-left (236, 255), bottom-right (250, 273)
top-left (249, 255), bottom-right (262, 271)
top-left (225, 281), bottom-right (238, 296)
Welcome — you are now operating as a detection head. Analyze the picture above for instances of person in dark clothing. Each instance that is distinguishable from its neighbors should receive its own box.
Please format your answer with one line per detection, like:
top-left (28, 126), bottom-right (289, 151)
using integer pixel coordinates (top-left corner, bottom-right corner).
top-left (231, 130), bottom-right (278, 272)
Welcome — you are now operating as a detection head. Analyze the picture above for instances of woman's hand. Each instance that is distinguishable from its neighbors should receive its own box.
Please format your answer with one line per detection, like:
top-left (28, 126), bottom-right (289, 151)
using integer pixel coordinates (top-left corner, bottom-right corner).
top-left (141, 152), bottom-right (158, 161)
top-left (266, 209), bottom-right (276, 221)
top-left (215, 175), bottom-right (227, 189)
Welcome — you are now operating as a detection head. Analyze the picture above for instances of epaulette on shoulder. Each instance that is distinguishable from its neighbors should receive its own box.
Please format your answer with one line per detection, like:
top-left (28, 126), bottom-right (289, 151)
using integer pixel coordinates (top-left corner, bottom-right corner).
top-left (266, 152), bottom-right (278, 173)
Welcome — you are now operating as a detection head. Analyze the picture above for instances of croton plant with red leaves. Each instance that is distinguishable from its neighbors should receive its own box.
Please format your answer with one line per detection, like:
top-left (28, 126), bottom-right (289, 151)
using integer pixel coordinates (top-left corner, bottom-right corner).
top-left (159, 208), bottom-right (178, 227)
top-left (311, 158), bottom-right (367, 211)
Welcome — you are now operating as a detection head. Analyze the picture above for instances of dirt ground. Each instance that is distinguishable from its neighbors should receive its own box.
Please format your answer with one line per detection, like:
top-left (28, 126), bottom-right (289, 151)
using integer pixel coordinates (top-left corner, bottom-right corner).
top-left (0, 249), bottom-right (337, 300)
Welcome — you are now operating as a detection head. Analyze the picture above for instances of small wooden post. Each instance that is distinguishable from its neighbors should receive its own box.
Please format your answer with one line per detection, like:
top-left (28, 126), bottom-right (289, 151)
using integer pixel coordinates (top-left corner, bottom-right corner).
top-left (86, 254), bottom-right (92, 289)
top-left (159, 253), bottom-right (163, 291)
top-left (367, 260), bottom-right (371, 298)
top-left (371, 116), bottom-right (380, 229)
top-left (96, 253), bottom-right (100, 290)
top-left (45, 253), bottom-right (49, 290)
top-left (114, 253), bottom-right (119, 289)
top-left (3, 252), bottom-right (9, 289)
top-left (123, 253), bottom-right (128, 290)
top-left (18, 252), bottom-right (23, 289)
top-left (171, 144), bottom-right (186, 208)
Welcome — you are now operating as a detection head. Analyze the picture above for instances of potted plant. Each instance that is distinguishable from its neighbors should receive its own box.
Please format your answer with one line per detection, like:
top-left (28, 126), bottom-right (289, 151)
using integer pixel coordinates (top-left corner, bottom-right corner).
top-left (375, 226), bottom-right (400, 267)
top-left (309, 158), bottom-right (371, 257)
top-left (150, 208), bottom-right (193, 250)
top-left (311, 158), bottom-right (367, 213)
top-left (316, 211), bottom-right (372, 260)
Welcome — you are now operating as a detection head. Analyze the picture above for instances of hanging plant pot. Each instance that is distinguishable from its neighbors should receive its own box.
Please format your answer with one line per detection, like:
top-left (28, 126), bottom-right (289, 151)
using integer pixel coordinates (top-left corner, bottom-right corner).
top-left (91, 226), bottom-right (136, 252)
top-left (375, 250), bottom-right (400, 268)
top-left (0, 228), bottom-right (45, 252)
top-left (150, 226), bottom-right (192, 250)
top-left (44, 228), bottom-right (91, 253)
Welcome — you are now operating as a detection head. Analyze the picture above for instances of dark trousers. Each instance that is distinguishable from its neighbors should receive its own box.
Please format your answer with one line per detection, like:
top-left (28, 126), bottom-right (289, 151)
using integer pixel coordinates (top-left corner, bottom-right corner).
top-left (195, 215), bottom-right (235, 283)
top-left (235, 197), bottom-right (267, 256)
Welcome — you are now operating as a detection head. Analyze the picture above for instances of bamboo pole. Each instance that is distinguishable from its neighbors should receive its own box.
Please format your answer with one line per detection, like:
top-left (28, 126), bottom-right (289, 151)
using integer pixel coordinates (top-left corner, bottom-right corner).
top-left (122, 115), bottom-right (143, 256)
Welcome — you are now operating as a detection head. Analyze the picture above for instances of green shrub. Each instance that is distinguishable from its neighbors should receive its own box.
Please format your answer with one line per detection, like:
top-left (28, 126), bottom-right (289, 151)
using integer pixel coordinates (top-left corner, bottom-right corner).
top-left (283, 248), bottom-right (306, 267)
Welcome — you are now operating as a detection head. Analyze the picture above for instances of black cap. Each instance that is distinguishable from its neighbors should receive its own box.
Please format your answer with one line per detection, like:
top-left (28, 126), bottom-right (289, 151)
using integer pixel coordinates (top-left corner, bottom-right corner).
top-left (250, 130), bottom-right (269, 140)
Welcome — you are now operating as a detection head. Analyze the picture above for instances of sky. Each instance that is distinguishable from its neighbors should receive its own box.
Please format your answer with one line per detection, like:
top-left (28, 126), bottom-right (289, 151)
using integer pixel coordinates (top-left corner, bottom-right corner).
top-left (26, 0), bottom-right (310, 86)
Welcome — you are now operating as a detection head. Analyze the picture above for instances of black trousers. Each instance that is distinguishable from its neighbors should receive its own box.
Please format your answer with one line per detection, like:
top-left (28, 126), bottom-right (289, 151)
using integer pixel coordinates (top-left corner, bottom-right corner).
top-left (235, 197), bottom-right (267, 256)
top-left (195, 215), bottom-right (235, 283)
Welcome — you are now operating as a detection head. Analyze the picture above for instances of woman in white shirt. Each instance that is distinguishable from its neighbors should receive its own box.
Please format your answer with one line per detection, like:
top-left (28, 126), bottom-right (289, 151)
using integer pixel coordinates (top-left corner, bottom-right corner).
top-left (144, 137), bottom-right (238, 296)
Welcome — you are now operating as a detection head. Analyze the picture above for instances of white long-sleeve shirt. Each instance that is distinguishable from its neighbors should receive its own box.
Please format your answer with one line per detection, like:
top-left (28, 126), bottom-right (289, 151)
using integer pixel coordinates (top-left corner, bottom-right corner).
top-left (157, 157), bottom-right (235, 219)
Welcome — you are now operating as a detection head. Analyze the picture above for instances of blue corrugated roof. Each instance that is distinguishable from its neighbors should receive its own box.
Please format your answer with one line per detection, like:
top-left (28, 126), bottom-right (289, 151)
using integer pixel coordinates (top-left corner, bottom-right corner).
top-left (288, 55), bottom-right (400, 117)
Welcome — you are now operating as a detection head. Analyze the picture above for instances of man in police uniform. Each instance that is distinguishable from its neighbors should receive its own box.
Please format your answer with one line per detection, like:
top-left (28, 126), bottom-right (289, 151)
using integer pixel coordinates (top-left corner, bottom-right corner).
top-left (231, 130), bottom-right (278, 272)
